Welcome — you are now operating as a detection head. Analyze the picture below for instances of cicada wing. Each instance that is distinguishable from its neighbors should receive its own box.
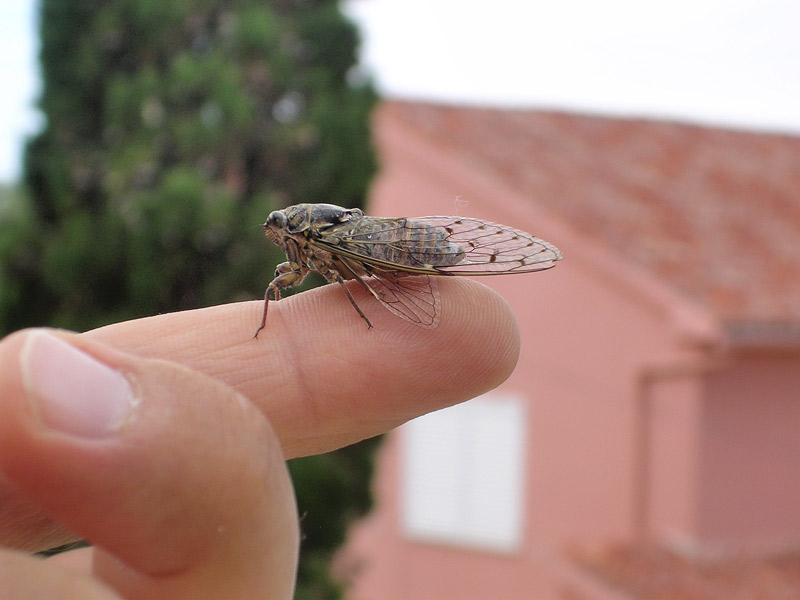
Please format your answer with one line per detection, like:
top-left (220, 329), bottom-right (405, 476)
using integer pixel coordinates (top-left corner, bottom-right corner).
top-left (361, 272), bottom-right (440, 329)
top-left (415, 216), bottom-right (562, 274)
top-left (317, 215), bottom-right (562, 275)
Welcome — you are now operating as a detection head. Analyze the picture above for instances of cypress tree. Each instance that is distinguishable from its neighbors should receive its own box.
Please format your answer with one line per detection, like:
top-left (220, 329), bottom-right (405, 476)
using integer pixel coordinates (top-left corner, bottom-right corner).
top-left (4, 1), bottom-right (379, 596)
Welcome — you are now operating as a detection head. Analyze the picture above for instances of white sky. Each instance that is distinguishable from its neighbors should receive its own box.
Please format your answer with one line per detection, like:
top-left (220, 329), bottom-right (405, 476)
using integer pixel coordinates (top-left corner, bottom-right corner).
top-left (343, 0), bottom-right (800, 127)
top-left (0, 0), bottom-right (39, 184)
top-left (1, 0), bottom-right (799, 183)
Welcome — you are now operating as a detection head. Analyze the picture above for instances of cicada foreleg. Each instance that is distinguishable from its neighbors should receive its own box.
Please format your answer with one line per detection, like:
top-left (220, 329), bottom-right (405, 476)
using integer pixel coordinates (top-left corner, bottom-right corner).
top-left (253, 261), bottom-right (308, 338)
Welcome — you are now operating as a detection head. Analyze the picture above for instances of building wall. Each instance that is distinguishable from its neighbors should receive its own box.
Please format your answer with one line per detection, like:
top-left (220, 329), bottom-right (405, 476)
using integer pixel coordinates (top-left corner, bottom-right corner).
top-left (642, 360), bottom-right (708, 546)
top-left (342, 109), bottom-right (707, 600)
top-left (698, 354), bottom-right (800, 550)
top-left (641, 352), bottom-right (800, 554)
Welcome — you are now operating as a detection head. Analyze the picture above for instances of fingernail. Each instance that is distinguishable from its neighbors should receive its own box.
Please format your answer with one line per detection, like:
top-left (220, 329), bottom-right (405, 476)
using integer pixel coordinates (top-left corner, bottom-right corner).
top-left (20, 331), bottom-right (136, 438)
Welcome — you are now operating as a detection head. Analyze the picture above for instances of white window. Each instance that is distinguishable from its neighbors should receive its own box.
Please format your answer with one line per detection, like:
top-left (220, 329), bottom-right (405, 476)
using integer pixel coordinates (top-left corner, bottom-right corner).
top-left (401, 391), bottom-right (527, 553)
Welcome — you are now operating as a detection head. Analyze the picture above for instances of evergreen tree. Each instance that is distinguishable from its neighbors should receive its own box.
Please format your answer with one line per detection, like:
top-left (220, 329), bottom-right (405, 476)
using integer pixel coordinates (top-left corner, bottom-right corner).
top-left (15, 0), bottom-right (376, 332)
top-left (3, 1), bottom-right (378, 596)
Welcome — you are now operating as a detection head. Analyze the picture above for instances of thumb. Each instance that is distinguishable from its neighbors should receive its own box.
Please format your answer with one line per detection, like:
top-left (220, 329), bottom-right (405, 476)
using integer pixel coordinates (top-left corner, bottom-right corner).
top-left (0, 329), bottom-right (298, 600)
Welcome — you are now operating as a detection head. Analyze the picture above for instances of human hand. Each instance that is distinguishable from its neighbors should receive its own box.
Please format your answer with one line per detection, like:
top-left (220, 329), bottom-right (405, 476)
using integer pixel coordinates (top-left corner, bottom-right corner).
top-left (0, 278), bottom-right (519, 599)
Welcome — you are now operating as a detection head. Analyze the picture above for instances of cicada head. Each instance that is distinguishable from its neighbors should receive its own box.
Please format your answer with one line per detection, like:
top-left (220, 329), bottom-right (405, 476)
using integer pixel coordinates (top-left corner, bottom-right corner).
top-left (262, 209), bottom-right (288, 246)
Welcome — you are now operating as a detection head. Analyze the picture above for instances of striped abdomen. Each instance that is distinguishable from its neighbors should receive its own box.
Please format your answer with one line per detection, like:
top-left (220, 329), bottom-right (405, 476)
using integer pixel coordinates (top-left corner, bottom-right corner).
top-left (350, 218), bottom-right (466, 269)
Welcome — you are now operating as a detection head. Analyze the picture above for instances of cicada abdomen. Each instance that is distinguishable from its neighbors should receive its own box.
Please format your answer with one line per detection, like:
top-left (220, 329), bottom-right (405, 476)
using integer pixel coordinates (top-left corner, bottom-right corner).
top-left (336, 218), bottom-right (466, 270)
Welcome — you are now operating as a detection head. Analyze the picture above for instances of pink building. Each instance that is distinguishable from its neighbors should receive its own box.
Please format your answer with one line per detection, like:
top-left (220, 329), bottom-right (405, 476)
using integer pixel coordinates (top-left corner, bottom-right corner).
top-left (340, 102), bottom-right (800, 599)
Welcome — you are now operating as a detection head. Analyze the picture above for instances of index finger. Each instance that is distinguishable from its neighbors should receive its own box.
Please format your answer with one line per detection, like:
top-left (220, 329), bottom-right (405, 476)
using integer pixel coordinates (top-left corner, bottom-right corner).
top-left (85, 278), bottom-right (520, 458)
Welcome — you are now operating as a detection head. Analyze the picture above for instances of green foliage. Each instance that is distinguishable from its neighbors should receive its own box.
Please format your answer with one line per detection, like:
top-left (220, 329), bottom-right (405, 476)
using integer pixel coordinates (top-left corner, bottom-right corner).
top-left (12, 0), bottom-right (377, 334)
top-left (0, 184), bottom-right (41, 330)
top-left (2, 1), bottom-right (380, 597)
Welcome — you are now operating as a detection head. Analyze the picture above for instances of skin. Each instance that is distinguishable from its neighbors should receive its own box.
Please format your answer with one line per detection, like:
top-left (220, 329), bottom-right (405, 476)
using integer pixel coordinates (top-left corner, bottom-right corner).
top-left (0, 278), bottom-right (520, 599)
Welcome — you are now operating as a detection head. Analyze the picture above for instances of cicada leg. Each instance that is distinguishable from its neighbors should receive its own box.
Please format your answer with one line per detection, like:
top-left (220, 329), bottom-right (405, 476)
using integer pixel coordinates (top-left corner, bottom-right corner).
top-left (308, 257), bottom-right (373, 329)
top-left (330, 273), bottom-right (373, 329)
top-left (253, 261), bottom-right (308, 338)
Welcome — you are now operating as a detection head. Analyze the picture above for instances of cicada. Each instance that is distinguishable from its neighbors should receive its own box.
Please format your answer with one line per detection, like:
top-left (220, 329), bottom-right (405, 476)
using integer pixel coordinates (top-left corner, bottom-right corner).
top-left (254, 203), bottom-right (563, 337)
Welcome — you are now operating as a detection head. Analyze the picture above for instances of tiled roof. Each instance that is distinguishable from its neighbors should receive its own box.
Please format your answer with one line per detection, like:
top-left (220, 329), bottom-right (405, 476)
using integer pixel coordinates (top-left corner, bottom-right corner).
top-left (380, 102), bottom-right (800, 328)
top-left (568, 543), bottom-right (800, 600)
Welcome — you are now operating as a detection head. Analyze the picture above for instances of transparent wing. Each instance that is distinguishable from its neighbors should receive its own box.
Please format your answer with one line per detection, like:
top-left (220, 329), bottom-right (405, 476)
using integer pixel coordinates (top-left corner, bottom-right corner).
top-left (421, 216), bottom-right (562, 274)
top-left (360, 271), bottom-right (440, 329)
top-left (319, 216), bottom-right (563, 275)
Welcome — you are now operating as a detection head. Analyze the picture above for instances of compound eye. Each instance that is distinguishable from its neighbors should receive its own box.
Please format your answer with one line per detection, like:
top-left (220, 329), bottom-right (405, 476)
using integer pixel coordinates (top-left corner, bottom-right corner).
top-left (266, 211), bottom-right (287, 229)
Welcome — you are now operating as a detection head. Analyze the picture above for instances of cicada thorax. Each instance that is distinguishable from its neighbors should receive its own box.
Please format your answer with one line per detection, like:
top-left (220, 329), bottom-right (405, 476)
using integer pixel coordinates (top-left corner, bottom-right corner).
top-left (347, 218), bottom-right (466, 269)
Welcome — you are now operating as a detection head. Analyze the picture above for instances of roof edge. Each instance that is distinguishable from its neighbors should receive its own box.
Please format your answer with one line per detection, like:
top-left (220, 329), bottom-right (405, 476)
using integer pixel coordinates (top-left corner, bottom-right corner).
top-left (723, 321), bottom-right (800, 354)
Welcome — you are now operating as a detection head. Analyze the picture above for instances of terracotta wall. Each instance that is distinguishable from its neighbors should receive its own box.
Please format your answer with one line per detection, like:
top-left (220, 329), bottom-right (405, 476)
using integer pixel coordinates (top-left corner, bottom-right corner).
top-left (343, 109), bottom-right (709, 600)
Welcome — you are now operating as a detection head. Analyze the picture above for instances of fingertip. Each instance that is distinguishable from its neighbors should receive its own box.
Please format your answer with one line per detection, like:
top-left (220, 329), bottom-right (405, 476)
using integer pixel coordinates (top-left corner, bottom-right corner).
top-left (258, 277), bottom-right (521, 454)
top-left (437, 277), bottom-right (521, 392)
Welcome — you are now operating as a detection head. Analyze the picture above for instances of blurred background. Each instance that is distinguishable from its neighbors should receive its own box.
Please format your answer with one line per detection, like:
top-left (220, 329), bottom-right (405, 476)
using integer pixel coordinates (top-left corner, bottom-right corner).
top-left (2, 1), bottom-right (800, 599)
